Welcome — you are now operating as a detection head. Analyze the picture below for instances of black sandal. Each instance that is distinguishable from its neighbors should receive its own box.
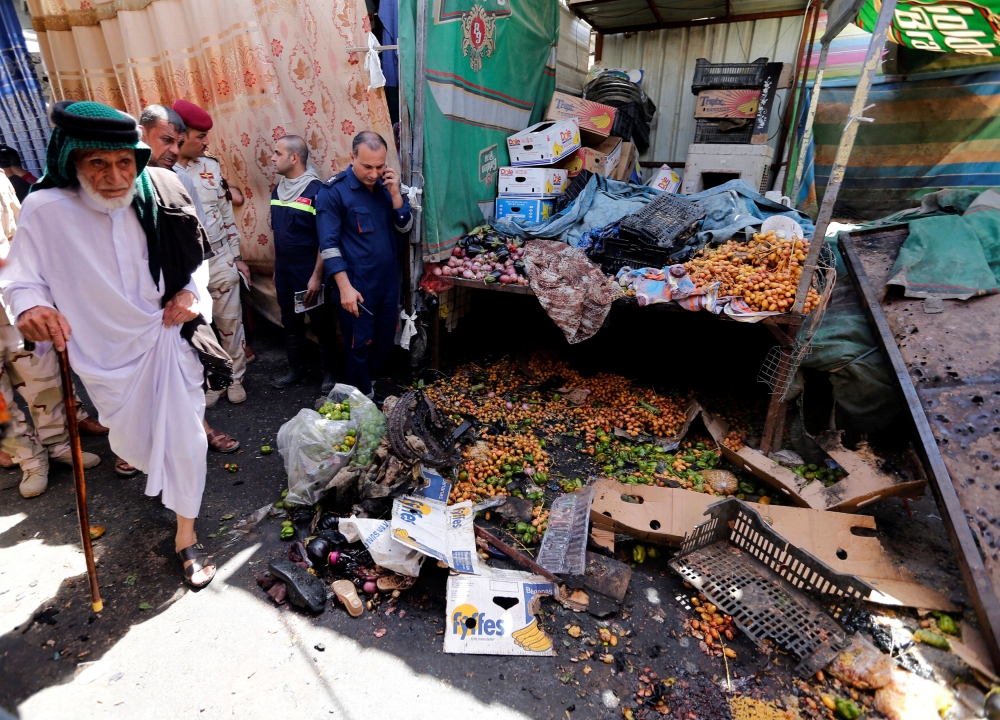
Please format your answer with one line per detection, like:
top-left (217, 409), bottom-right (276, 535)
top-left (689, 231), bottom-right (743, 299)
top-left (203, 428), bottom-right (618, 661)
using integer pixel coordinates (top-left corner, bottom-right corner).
top-left (178, 544), bottom-right (216, 588)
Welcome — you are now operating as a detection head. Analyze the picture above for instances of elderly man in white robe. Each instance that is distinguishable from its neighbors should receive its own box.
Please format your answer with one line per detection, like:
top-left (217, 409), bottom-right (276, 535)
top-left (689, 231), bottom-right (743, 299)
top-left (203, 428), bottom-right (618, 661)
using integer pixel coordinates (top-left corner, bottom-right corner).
top-left (1, 101), bottom-right (217, 587)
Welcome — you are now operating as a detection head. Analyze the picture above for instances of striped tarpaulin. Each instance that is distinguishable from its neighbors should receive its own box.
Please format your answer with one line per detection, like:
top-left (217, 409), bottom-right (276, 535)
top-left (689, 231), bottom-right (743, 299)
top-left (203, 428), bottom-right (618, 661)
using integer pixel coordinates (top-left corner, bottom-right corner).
top-left (811, 70), bottom-right (1000, 218)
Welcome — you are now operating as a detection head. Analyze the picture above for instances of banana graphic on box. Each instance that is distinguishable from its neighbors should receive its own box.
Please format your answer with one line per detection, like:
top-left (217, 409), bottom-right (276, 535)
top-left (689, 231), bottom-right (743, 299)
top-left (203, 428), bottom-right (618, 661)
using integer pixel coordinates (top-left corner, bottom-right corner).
top-left (545, 180), bottom-right (553, 194)
top-left (512, 620), bottom-right (552, 652)
top-left (590, 112), bottom-right (611, 130)
top-left (737, 97), bottom-right (759, 115)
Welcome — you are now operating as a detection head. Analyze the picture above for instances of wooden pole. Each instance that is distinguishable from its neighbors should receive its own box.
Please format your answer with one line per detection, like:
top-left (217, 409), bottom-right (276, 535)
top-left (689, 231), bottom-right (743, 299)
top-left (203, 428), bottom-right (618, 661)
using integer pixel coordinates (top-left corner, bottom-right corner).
top-left (772, 0), bottom-right (818, 190)
top-left (58, 349), bottom-right (103, 613)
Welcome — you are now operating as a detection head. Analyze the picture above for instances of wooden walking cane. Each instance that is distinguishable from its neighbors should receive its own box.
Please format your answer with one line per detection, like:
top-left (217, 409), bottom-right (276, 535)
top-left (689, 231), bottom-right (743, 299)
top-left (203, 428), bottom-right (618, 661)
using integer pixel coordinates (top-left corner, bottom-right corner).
top-left (57, 348), bottom-right (104, 612)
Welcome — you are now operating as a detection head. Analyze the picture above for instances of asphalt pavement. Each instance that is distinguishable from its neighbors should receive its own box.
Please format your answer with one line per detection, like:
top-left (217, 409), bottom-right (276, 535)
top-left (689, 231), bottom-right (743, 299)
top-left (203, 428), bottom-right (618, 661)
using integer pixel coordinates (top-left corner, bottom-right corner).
top-left (0, 322), bottom-right (971, 720)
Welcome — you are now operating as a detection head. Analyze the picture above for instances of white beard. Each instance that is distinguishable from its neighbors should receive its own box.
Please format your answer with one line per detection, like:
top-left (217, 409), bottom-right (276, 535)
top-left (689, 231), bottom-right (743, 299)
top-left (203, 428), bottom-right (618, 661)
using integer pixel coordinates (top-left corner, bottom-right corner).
top-left (78, 174), bottom-right (136, 210)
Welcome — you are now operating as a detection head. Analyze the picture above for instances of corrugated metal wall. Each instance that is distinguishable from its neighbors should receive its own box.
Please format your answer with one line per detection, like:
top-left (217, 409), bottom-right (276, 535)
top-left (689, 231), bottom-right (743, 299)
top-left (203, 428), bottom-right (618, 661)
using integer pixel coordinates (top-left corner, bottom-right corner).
top-left (557, 4), bottom-right (593, 94)
top-left (601, 16), bottom-right (805, 167)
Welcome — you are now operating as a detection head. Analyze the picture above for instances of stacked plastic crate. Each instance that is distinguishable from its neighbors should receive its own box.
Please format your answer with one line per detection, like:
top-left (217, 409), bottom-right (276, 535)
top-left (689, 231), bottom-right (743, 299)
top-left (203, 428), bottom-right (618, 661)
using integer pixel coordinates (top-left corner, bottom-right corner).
top-left (681, 58), bottom-right (775, 194)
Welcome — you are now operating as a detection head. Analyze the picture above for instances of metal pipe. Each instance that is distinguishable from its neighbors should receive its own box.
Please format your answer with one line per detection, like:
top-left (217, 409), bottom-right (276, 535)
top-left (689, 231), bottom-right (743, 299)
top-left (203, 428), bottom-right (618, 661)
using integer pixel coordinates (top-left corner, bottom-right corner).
top-left (790, 41), bottom-right (830, 204)
top-left (772, 0), bottom-right (818, 190)
top-left (791, 0), bottom-right (898, 314)
top-left (59, 349), bottom-right (103, 613)
top-left (783, 1), bottom-right (821, 197)
top-left (405, 0), bottom-right (428, 334)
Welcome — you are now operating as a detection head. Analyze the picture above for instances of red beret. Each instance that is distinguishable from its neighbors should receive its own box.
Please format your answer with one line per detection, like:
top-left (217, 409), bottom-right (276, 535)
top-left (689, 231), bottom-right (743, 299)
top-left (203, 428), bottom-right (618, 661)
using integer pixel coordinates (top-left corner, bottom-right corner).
top-left (172, 99), bottom-right (213, 132)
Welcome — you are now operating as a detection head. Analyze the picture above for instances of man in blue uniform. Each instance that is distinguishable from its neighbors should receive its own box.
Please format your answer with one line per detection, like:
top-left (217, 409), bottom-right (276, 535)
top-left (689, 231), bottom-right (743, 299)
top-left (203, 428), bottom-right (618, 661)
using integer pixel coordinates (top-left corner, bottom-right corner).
top-left (270, 135), bottom-right (337, 393)
top-left (316, 132), bottom-right (411, 398)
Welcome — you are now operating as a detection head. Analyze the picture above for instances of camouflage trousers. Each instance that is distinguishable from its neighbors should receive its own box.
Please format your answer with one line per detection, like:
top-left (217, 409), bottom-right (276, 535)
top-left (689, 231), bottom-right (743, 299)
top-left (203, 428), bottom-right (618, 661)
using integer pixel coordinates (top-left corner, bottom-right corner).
top-left (0, 325), bottom-right (89, 471)
top-left (208, 252), bottom-right (246, 381)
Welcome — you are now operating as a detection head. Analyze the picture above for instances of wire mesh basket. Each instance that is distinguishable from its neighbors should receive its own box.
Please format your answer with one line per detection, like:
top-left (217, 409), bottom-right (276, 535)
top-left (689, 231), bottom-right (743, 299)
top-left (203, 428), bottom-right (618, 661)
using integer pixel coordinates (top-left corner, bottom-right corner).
top-left (693, 118), bottom-right (754, 145)
top-left (756, 242), bottom-right (838, 398)
top-left (619, 192), bottom-right (706, 249)
top-left (670, 498), bottom-right (871, 676)
top-left (691, 57), bottom-right (769, 94)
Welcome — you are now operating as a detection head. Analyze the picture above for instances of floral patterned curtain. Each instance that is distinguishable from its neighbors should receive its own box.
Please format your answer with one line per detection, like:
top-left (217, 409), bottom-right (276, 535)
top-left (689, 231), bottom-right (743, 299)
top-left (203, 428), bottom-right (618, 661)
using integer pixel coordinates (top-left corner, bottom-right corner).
top-left (26, 0), bottom-right (395, 317)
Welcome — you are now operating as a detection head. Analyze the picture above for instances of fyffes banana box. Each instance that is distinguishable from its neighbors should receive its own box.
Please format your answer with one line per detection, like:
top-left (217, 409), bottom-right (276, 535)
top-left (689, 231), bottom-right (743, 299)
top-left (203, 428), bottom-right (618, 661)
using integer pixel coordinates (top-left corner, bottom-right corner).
top-left (498, 167), bottom-right (569, 198)
top-left (545, 91), bottom-right (618, 142)
top-left (444, 567), bottom-right (556, 656)
top-left (507, 119), bottom-right (581, 166)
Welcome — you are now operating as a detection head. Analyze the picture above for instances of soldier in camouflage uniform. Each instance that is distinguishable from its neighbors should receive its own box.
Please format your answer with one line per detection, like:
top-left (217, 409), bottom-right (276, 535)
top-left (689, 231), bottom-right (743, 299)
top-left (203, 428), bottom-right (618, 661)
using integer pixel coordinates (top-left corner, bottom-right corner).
top-left (173, 100), bottom-right (248, 407)
top-left (0, 172), bottom-right (102, 498)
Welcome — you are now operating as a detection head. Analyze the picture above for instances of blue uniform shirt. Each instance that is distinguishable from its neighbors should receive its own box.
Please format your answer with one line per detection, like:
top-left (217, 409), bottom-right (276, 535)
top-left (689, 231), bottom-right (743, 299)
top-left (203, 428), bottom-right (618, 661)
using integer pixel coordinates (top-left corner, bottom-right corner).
top-left (316, 165), bottom-right (412, 301)
top-left (270, 178), bottom-right (324, 304)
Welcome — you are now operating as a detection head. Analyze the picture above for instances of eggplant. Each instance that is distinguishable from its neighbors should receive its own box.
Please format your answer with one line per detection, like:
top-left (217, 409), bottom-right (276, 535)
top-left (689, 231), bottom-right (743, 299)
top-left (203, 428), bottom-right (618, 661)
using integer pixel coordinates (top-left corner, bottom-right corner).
top-left (513, 259), bottom-right (527, 276)
top-left (306, 536), bottom-right (333, 566)
top-left (495, 248), bottom-right (511, 262)
top-left (317, 528), bottom-right (348, 546)
top-left (483, 237), bottom-right (504, 251)
top-left (465, 244), bottom-right (484, 258)
top-left (485, 270), bottom-right (503, 284)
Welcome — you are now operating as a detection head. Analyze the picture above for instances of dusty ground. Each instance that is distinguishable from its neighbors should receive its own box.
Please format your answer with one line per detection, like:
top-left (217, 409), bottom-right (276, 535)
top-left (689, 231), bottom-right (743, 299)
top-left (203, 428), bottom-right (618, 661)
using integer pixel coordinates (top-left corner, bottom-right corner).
top-left (0, 307), bottom-right (976, 720)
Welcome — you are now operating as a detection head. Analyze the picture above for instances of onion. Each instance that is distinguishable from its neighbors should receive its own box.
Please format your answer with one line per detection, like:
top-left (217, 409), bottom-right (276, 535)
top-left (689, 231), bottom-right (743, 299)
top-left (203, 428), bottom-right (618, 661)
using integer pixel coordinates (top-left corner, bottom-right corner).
top-left (475, 272), bottom-right (484, 280)
top-left (500, 275), bottom-right (514, 284)
top-left (453, 247), bottom-right (463, 256)
top-left (432, 267), bottom-right (442, 276)
top-left (518, 277), bottom-right (529, 285)
top-left (463, 269), bottom-right (474, 279)
top-left (505, 401), bottom-right (514, 411)
top-left (487, 391), bottom-right (495, 398)
top-left (363, 580), bottom-right (377, 594)
top-left (524, 467), bottom-right (535, 476)
top-left (504, 259), bottom-right (514, 267)
top-left (328, 551), bottom-right (339, 565)
top-left (521, 403), bottom-right (530, 410)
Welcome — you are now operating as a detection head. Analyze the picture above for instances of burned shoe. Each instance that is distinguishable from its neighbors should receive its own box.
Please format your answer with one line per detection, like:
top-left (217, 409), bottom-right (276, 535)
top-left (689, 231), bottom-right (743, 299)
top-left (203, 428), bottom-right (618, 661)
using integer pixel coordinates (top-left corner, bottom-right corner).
top-left (268, 558), bottom-right (326, 613)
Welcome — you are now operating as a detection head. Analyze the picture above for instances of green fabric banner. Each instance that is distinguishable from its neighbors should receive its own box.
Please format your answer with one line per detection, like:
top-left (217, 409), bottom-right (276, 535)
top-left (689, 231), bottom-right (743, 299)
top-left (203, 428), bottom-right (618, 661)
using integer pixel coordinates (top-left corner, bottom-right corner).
top-left (400, 0), bottom-right (558, 261)
top-left (857, 0), bottom-right (1000, 56)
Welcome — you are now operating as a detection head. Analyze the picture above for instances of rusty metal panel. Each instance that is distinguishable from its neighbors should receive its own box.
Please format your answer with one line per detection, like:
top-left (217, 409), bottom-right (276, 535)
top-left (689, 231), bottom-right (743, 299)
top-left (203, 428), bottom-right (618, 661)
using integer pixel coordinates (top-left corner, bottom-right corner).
top-left (600, 15), bottom-right (805, 167)
top-left (840, 227), bottom-right (1000, 670)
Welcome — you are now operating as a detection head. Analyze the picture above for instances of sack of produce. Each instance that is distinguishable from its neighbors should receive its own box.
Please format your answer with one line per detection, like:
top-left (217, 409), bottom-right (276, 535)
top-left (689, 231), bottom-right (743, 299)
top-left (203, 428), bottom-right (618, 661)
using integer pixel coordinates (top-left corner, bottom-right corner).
top-left (278, 408), bottom-right (356, 506)
top-left (322, 384), bottom-right (387, 467)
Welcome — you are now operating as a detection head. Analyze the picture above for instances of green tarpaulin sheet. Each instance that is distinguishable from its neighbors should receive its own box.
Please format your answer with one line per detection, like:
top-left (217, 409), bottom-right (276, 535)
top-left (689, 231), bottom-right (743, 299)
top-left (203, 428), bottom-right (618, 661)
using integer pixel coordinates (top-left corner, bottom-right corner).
top-left (400, 0), bottom-right (558, 262)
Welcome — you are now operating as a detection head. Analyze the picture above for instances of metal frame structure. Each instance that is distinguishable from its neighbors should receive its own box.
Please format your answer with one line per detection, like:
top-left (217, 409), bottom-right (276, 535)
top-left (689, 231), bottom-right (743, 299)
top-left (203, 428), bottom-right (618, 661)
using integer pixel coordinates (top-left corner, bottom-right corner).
top-left (839, 227), bottom-right (1000, 672)
top-left (759, 0), bottom-right (898, 454)
top-left (566, 0), bottom-right (806, 35)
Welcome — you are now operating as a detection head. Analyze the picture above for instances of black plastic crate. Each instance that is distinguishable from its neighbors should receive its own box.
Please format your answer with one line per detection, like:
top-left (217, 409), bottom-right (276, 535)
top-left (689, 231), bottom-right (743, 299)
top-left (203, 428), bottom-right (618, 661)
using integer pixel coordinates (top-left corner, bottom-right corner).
top-left (554, 170), bottom-right (593, 214)
top-left (691, 57), bottom-right (769, 94)
top-left (693, 118), bottom-right (754, 144)
top-left (670, 499), bottom-right (871, 677)
top-left (600, 235), bottom-right (674, 275)
top-left (619, 191), bottom-right (706, 249)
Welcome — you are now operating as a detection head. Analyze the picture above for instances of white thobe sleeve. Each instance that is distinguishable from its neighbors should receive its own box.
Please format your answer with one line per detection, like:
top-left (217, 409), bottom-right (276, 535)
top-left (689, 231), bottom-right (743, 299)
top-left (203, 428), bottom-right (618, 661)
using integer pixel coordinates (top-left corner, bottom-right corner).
top-left (0, 215), bottom-right (57, 319)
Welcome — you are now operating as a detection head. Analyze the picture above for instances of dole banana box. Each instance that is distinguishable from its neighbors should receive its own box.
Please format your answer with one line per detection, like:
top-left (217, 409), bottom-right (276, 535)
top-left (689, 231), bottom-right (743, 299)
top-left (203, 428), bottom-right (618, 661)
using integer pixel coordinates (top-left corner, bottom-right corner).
top-left (507, 119), bottom-right (581, 166)
top-left (498, 167), bottom-right (569, 198)
top-left (556, 136), bottom-right (622, 178)
top-left (444, 568), bottom-right (556, 656)
top-left (545, 91), bottom-right (618, 142)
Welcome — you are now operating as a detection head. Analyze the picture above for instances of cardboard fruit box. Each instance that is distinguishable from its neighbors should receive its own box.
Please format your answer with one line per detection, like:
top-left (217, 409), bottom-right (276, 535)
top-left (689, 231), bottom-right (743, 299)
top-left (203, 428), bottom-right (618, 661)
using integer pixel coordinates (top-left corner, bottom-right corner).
top-left (494, 197), bottom-right (555, 225)
top-left (497, 166), bottom-right (569, 198)
top-left (545, 91), bottom-right (618, 142)
top-left (694, 88), bottom-right (762, 119)
top-left (556, 136), bottom-right (622, 178)
top-left (506, 119), bottom-right (581, 167)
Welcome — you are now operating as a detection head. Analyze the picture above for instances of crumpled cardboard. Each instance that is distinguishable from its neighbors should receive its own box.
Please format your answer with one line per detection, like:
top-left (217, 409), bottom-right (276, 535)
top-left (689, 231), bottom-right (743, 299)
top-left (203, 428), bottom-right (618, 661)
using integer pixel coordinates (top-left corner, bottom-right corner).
top-left (697, 403), bottom-right (927, 513)
top-left (391, 496), bottom-right (480, 574)
top-left (340, 516), bottom-right (424, 577)
top-left (590, 477), bottom-right (956, 611)
top-left (444, 567), bottom-right (555, 656)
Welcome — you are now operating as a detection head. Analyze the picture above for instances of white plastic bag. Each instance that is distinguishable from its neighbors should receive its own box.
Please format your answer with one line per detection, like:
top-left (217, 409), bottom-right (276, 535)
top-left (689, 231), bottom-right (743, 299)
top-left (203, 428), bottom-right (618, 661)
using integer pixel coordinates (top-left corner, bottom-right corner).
top-left (278, 408), bottom-right (355, 506)
top-left (340, 516), bottom-right (425, 577)
top-left (323, 383), bottom-right (386, 467)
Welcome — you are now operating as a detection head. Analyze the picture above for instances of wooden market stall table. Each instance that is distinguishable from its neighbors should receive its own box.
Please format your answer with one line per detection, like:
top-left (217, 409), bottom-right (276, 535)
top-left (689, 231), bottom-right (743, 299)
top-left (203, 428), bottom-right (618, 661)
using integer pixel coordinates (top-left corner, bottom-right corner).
top-left (434, 276), bottom-right (807, 454)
